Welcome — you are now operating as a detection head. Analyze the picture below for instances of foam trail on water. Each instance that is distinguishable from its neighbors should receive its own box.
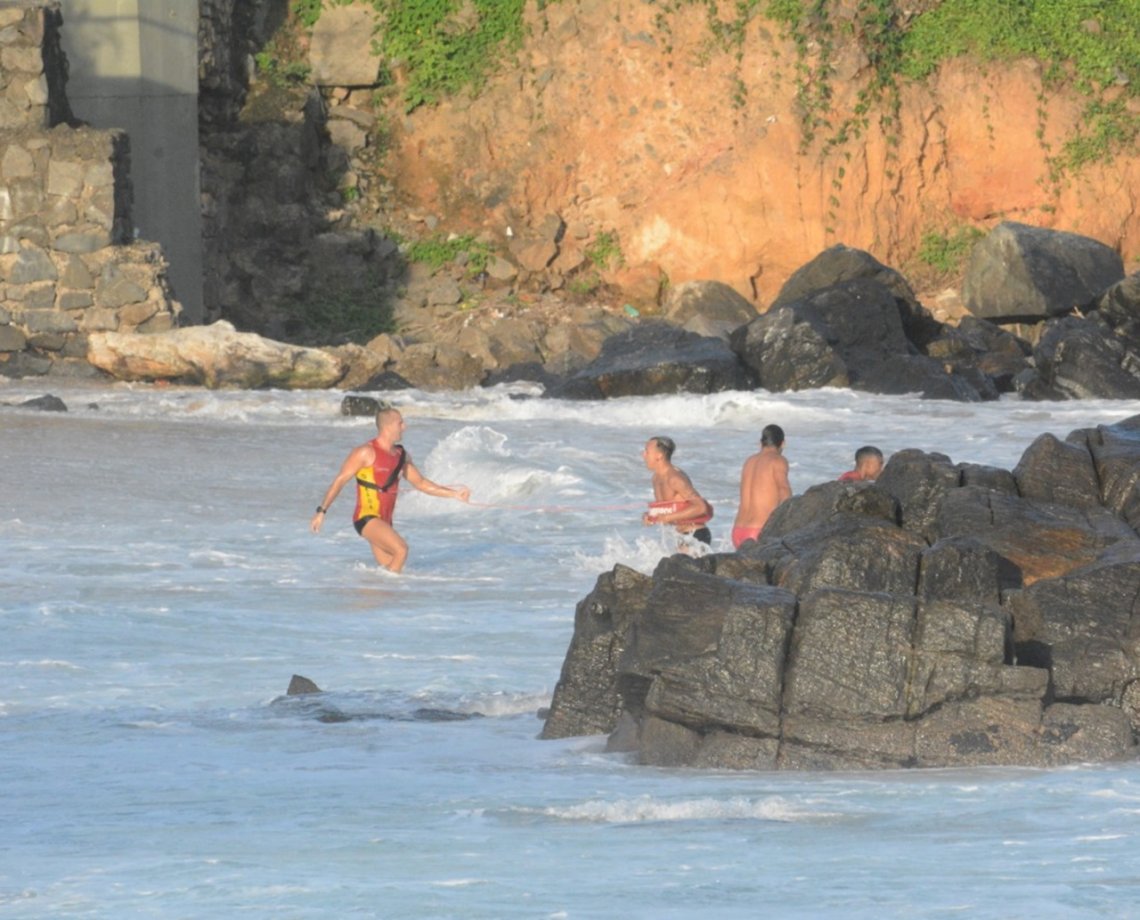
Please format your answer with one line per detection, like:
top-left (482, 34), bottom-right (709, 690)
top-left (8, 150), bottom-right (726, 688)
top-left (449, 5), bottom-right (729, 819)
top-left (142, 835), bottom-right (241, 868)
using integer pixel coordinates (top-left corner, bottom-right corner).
top-left (534, 795), bottom-right (841, 824)
top-left (568, 530), bottom-right (716, 576)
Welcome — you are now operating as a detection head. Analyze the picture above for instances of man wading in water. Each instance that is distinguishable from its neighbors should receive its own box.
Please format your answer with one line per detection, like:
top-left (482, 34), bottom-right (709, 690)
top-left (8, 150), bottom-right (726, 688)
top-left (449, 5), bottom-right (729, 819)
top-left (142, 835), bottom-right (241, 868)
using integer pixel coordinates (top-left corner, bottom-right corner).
top-left (732, 423), bottom-right (792, 549)
top-left (641, 436), bottom-right (714, 546)
top-left (310, 406), bottom-right (470, 573)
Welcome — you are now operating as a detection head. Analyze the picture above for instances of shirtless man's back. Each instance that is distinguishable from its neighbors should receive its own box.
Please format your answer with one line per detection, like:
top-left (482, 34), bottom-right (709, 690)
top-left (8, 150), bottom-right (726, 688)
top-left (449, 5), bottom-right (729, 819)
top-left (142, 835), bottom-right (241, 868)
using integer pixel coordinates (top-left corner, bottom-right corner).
top-left (732, 424), bottom-right (791, 549)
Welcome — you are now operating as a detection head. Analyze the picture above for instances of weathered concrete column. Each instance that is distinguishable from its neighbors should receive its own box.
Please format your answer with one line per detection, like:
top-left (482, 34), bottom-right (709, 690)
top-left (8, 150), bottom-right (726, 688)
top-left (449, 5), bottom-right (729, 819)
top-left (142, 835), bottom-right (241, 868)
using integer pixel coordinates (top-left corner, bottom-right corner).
top-left (59, 0), bottom-right (203, 322)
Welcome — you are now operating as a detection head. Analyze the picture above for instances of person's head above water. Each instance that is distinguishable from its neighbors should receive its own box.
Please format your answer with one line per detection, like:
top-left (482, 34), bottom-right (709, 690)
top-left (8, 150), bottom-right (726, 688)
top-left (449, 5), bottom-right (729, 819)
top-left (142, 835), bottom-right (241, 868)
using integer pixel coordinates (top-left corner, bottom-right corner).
top-left (760, 424), bottom-right (785, 449)
top-left (853, 445), bottom-right (884, 480)
top-left (645, 435), bottom-right (676, 462)
top-left (375, 405), bottom-right (405, 439)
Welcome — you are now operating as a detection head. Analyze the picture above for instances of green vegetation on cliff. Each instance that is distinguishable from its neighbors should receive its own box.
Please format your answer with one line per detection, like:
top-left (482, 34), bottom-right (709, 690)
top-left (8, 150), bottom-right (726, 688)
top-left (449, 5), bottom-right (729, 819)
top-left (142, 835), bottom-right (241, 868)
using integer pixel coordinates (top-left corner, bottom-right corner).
top-left (899, 0), bottom-right (1140, 171)
top-left (649, 0), bottom-right (1138, 245)
top-left (654, 0), bottom-right (1139, 171)
top-left (289, 1), bottom-right (1138, 163)
top-left (293, 0), bottom-right (532, 111)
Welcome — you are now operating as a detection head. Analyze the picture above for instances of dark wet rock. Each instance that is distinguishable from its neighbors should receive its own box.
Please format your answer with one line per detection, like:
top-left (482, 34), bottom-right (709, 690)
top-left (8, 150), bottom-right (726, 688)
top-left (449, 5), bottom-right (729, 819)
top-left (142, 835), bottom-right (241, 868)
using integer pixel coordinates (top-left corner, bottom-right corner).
top-left (873, 449), bottom-right (960, 540)
top-left (1017, 315), bottom-right (1140, 400)
top-left (1094, 271), bottom-right (1140, 340)
top-left (287, 674), bottom-right (322, 695)
top-left (481, 360), bottom-right (562, 390)
top-left (853, 353), bottom-right (999, 401)
top-left (359, 369), bottom-right (415, 391)
top-left (930, 485), bottom-right (1135, 585)
top-left (748, 510), bottom-right (927, 597)
top-left (15, 394), bottom-right (68, 412)
top-left (956, 461), bottom-right (1017, 493)
top-left (771, 243), bottom-right (941, 350)
top-left (1070, 415), bottom-right (1140, 530)
top-left (543, 413), bottom-right (1140, 770)
top-left (1008, 541), bottom-right (1140, 706)
top-left (963, 221), bottom-right (1125, 323)
top-left (548, 320), bottom-right (751, 399)
top-left (340, 394), bottom-right (382, 417)
top-left (662, 279), bottom-right (758, 339)
top-left (540, 564), bottom-right (653, 740)
top-left (731, 277), bottom-right (991, 400)
top-left (1014, 433), bottom-right (1102, 511)
top-left (924, 315), bottom-right (1032, 394)
top-left (917, 535), bottom-right (1022, 605)
top-left (731, 278), bottom-right (908, 390)
top-left (410, 708), bottom-right (481, 722)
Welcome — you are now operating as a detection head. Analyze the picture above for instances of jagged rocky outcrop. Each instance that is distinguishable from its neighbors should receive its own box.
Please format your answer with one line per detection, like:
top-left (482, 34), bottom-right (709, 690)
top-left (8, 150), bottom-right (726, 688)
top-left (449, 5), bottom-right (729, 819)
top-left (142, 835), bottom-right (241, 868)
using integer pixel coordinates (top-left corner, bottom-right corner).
top-left (542, 415), bottom-right (1140, 770)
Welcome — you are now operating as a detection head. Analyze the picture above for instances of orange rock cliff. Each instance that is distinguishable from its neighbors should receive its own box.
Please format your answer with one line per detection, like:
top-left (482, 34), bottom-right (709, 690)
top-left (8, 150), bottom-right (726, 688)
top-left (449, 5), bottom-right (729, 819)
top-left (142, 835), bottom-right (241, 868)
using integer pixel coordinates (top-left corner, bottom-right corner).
top-left (378, 0), bottom-right (1140, 307)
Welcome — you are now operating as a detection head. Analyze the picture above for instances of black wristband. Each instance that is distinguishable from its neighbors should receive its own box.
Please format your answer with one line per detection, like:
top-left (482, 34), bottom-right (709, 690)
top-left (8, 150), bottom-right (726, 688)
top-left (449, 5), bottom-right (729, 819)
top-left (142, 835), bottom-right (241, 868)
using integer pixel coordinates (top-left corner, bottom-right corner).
top-left (316, 505), bottom-right (326, 514)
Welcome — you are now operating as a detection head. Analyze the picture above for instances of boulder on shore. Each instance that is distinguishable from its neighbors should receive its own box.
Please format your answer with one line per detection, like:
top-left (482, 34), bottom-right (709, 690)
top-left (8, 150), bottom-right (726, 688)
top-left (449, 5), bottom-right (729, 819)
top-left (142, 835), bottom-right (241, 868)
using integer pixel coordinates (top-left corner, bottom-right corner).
top-left (963, 222), bottom-right (1125, 323)
top-left (542, 414), bottom-right (1140, 770)
top-left (549, 320), bottom-right (752, 399)
top-left (87, 321), bottom-right (346, 389)
top-left (731, 276), bottom-right (994, 400)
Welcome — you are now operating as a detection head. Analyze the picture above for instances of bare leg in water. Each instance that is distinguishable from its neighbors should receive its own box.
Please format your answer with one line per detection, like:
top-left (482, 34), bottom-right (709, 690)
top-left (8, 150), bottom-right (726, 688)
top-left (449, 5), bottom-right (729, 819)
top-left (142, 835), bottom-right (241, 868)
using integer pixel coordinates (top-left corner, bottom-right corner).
top-left (360, 518), bottom-right (408, 573)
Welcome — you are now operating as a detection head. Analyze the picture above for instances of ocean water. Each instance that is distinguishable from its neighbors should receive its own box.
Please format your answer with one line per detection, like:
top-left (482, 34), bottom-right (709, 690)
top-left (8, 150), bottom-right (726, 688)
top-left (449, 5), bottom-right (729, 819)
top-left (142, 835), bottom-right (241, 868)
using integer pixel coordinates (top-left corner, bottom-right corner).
top-left (2, 378), bottom-right (1140, 919)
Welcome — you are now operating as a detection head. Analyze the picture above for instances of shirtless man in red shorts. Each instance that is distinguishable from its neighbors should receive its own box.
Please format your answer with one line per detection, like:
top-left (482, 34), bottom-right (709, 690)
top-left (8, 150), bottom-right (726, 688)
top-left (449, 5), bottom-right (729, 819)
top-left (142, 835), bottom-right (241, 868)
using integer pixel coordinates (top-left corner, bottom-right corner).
top-left (732, 423), bottom-right (792, 550)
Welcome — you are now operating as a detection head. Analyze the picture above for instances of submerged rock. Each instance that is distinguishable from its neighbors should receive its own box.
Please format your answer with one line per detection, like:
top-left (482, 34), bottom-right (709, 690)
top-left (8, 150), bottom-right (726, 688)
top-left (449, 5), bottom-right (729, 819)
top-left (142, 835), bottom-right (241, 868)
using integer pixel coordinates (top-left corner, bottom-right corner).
top-left (543, 414), bottom-right (1140, 770)
top-left (6, 394), bottom-right (68, 412)
top-left (287, 675), bottom-right (322, 695)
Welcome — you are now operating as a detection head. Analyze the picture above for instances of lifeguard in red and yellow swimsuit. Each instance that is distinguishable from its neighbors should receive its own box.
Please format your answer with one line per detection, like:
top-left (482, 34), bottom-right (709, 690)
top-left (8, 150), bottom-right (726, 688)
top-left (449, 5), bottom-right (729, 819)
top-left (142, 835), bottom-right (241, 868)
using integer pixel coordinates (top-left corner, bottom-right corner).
top-left (310, 407), bottom-right (471, 573)
top-left (353, 440), bottom-right (405, 530)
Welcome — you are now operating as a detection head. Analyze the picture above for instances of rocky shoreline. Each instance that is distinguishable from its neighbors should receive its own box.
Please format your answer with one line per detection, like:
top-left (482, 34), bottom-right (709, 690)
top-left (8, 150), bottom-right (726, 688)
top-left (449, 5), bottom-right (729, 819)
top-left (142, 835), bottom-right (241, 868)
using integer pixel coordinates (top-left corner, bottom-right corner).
top-left (542, 413), bottom-right (1140, 770)
top-left (69, 223), bottom-right (1140, 407)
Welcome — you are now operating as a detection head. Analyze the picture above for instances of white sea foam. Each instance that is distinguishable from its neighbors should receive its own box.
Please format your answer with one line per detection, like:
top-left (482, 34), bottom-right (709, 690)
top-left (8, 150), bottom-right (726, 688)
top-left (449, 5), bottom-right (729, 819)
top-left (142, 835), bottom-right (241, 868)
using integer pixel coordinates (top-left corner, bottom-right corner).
top-left (15, 660), bottom-right (83, 670)
top-left (537, 795), bottom-right (837, 824)
top-left (568, 530), bottom-right (708, 576)
top-left (461, 690), bottom-right (551, 717)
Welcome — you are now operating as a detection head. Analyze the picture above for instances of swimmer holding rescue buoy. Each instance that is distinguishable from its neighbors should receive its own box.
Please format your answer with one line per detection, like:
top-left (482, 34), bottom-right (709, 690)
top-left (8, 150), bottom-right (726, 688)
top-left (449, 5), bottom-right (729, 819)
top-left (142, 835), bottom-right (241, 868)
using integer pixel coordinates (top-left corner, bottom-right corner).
top-left (641, 436), bottom-right (713, 546)
top-left (311, 406), bottom-right (470, 573)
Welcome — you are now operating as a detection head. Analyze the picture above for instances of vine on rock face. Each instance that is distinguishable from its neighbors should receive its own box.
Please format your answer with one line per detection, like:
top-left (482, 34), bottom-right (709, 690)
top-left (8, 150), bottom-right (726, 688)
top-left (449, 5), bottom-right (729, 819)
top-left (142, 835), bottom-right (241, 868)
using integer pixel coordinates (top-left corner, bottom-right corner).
top-left (900, 0), bottom-right (1140, 176)
top-left (293, 0), bottom-right (534, 112)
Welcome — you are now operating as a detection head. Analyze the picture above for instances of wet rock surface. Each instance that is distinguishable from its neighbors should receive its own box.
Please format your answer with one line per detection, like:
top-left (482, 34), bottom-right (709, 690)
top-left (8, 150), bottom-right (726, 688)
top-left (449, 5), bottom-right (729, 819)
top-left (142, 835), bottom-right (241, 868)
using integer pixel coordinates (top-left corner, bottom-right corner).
top-left (542, 414), bottom-right (1140, 770)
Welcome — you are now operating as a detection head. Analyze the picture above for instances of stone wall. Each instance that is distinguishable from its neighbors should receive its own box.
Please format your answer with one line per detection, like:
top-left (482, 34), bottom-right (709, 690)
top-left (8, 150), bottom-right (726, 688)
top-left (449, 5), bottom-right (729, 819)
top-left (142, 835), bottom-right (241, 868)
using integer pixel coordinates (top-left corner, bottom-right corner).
top-left (0, 2), bottom-right (179, 378)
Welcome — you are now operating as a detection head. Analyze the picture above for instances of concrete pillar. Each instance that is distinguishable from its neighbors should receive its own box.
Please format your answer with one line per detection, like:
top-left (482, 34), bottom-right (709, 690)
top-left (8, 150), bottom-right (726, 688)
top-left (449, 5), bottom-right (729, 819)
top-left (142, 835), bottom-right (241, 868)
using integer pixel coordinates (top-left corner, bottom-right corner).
top-left (59, 1), bottom-right (204, 323)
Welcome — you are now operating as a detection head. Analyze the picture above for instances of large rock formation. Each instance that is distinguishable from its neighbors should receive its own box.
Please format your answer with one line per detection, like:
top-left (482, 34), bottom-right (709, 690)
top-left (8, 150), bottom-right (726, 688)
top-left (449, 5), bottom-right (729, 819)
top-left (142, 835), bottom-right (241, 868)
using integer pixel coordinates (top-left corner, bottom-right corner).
top-left (542, 415), bottom-right (1140, 770)
top-left (963, 221), bottom-right (1125, 323)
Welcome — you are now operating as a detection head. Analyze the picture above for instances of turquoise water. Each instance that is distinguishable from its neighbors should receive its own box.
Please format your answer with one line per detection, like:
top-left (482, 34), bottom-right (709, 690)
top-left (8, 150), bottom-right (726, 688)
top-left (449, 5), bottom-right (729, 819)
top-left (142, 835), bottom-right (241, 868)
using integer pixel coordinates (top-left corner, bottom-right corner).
top-left (2, 380), bottom-right (1139, 918)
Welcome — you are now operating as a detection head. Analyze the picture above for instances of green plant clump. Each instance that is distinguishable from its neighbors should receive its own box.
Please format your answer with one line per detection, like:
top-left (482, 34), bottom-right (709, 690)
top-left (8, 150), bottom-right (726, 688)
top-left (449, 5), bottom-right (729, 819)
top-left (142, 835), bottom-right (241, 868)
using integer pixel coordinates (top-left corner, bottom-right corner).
top-left (917, 225), bottom-right (985, 274)
top-left (585, 230), bottom-right (624, 272)
top-left (292, 0), bottom-right (325, 29)
top-left (254, 49), bottom-right (311, 87)
top-left (406, 234), bottom-right (494, 275)
top-left (294, 0), bottom-right (534, 112)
